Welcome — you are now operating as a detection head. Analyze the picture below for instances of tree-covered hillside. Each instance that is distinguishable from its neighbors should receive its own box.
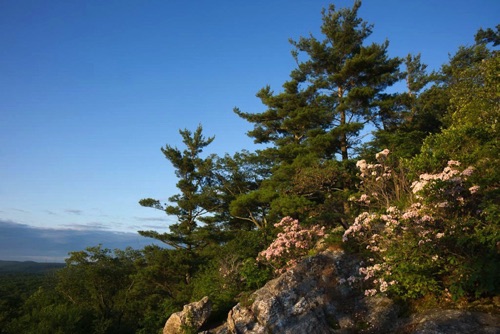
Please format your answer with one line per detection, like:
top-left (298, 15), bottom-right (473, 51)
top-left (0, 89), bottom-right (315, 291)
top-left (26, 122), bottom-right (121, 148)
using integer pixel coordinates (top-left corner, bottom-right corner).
top-left (0, 261), bottom-right (65, 274)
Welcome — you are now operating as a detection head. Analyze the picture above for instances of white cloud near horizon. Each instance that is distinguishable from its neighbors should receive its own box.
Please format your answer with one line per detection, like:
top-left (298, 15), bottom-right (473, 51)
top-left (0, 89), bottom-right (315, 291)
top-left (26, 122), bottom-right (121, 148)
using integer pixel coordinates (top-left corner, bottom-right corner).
top-left (0, 219), bottom-right (163, 262)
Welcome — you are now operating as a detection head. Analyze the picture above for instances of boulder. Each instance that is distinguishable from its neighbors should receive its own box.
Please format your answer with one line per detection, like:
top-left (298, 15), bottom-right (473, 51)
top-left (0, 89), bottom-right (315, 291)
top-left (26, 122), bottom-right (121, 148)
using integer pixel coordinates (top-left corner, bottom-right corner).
top-left (211, 250), bottom-right (398, 333)
top-left (402, 309), bottom-right (500, 334)
top-left (163, 296), bottom-right (212, 334)
top-left (189, 250), bottom-right (499, 333)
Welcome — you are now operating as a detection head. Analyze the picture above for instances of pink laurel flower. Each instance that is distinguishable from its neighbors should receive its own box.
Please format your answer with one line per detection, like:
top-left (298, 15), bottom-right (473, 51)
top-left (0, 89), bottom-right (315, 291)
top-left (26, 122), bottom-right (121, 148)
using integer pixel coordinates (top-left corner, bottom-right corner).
top-left (375, 149), bottom-right (390, 162)
top-left (461, 166), bottom-right (475, 177)
top-left (469, 185), bottom-right (480, 194)
top-left (364, 289), bottom-right (377, 296)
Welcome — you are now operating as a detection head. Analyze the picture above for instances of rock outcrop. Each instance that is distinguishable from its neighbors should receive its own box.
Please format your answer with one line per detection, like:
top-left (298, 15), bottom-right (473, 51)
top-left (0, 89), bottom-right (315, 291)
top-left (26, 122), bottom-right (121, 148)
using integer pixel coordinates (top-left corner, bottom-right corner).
top-left (202, 249), bottom-right (499, 334)
top-left (209, 249), bottom-right (399, 333)
top-left (403, 309), bottom-right (500, 334)
top-left (164, 296), bottom-right (212, 334)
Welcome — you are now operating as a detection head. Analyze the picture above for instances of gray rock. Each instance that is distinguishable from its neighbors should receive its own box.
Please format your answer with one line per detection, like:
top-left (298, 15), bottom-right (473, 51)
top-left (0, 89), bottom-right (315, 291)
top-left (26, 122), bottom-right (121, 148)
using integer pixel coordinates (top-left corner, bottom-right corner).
top-left (401, 309), bottom-right (500, 334)
top-left (227, 304), bottom-right (267, 334)
top-left (163, 296), bottom-right (212, 334)
top-left (197, 250), bottom-right (500, 334)
top-left (210, 250), bottom-right (398, 333)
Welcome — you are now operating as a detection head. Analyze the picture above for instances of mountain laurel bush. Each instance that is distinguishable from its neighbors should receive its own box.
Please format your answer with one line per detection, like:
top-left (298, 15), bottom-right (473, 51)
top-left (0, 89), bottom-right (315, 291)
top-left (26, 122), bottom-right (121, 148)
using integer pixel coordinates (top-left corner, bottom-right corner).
top-left (258, 216), bottom-right (325, 274)
top-left (344, 150), bottom-right (499, 301)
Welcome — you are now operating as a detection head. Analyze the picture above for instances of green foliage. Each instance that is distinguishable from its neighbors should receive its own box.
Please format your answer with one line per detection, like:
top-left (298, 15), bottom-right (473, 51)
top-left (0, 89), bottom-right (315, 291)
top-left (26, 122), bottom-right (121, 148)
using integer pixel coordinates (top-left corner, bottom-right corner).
top-left (139, 125), bottom-right (219, 253)
top-left (345, 156), bottom-right (499, 301)
top-left (214, 150), bottom-right (274, 231)
top-left (0, 260), bottom-right (65, 274)
top-left (190, 230), bottom-right (271, 322)
top-left (475, 24), bottom-right (500, 46)
top-left (239, 258), bottom-right (272, 291)
top-left (233, 1), bottom-right (401, 230)
top-left (411, 44), bottom-right (499, 234)
top-left (129, 245), bottom-right (194, 333)
top-left (289, 0), bottom-right (402, 161)
top-left (365, 56), bottom-right (446, 160)
top-left (0, 272), bottom-right (58, 333)
top-left (5, 286), bottom-right (93, 334)
top-left (55, 245), bottom-right (142, 333)
top-left (348, 34), bottom-right (499, 306)
top-left (237, 0), bottom-right (403, 162)
top-left (189, 260), bottom-right (239, 321)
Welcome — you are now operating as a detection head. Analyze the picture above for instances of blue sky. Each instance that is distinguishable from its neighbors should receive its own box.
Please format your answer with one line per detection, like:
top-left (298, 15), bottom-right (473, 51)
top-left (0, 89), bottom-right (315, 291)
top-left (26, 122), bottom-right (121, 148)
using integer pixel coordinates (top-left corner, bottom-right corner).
top-left (1, 0), bottom-right (498, 253)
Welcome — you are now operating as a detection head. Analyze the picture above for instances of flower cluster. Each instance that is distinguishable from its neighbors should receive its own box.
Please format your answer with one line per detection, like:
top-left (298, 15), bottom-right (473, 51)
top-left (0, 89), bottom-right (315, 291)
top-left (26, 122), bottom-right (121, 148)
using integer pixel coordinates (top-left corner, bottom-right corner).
top-left (355, 151), bottom-right (392, 181)
top-left (343, 203), bottom-right (445, 296)
top-left (344, 153), bottom-right (486, 299)
top-left (343, 212), bottom-right (378, 242)
top-left (258, 217), bottom-right (325, 274)
top-left (350, 149), bottom-right (407, 209)
top-left (411, 160), bottom-right (476, 196)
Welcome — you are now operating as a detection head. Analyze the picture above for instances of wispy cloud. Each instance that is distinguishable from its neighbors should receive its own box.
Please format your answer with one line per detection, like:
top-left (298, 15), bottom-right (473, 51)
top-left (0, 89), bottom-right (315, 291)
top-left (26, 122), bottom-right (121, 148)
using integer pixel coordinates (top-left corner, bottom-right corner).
top-left (134, 216), bottom-right (172, 222)
top-left (65, 209), bottom-right (83, 215)
top-left (59, 222), bottom-right (109, 231)
top-left (11, 208), bottom-right (30, 213)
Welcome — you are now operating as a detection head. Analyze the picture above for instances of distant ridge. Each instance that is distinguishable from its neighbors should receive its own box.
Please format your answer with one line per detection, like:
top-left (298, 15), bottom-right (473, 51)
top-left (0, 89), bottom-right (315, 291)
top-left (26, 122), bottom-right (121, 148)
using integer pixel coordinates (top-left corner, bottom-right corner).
top-left (0, 260), bottom-right (65, 274)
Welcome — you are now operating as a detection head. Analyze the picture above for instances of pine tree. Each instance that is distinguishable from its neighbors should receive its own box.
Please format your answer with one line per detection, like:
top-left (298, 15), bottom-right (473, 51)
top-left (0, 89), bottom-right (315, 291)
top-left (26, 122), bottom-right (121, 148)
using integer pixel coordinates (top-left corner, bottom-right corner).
top-left (288, 0), bottom-right (401, 161)
top-left (212, 150), bottom-right (273, 231)
top-left (234, 1), bottom-right (401, 227)
top-left (138, 125), bottom-right (219, 278)
top-left (366, 53), bottom-right (444, 159)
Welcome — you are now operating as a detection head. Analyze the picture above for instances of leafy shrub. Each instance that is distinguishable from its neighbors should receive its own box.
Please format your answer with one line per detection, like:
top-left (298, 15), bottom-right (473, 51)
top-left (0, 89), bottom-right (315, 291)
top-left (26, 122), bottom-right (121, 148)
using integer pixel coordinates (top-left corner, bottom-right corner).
top-left (258, 216), bottom-right (325, 274)
top-left (345, 151), bottom-right (499, 301)
top-left (239, 258), bottom-right (272, 290)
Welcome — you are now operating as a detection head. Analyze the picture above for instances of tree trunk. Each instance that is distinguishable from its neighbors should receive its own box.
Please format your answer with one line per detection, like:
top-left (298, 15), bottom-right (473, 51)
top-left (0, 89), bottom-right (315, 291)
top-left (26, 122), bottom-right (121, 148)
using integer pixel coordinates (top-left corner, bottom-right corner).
top-left (338, 88), bottom-right (349, 161)
top-left (340, 109), bottom-right (349, 161)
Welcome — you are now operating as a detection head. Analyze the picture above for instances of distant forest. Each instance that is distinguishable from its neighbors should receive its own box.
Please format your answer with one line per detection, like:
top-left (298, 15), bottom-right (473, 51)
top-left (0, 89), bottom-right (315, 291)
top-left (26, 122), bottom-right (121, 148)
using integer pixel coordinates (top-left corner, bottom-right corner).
top-left (0, 261), bottom-right (64, 274)
top-left (1, 2), bottom-right (498, 333)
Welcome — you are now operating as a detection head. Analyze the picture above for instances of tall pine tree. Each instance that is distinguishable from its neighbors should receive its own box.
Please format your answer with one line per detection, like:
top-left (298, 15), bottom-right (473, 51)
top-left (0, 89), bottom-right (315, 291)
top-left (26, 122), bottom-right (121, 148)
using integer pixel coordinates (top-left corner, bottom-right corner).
top-left (234, 1), bottom-right (401, 227)
top-left (288, 0), bottom-right (402, 160)
top-left (139, 125), bottom-right (218, 254)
